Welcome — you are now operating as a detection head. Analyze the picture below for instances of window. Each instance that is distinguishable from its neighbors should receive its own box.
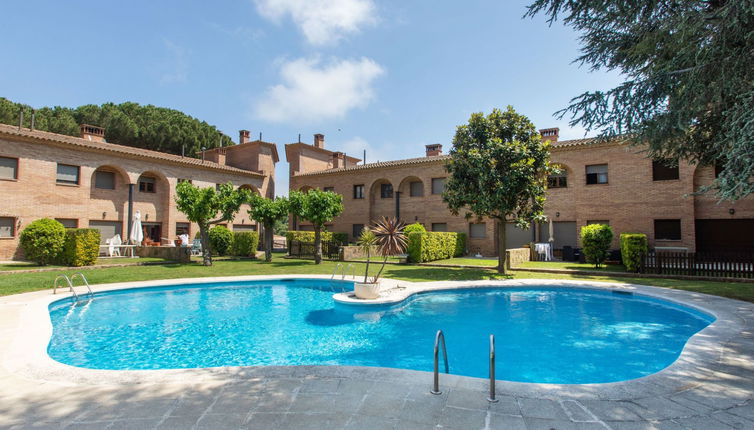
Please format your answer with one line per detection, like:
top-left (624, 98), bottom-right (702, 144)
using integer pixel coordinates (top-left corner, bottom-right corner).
top-left (585, 164), bottom-right (608, 184)
top-left (215, 183), bottom-right (222, 191)
top-left (380, 183), bottom-right (394, 198)
top-left (0, 157), bottom-right (18, 180)
top-left (353, 184), bottom-right (364, 199)
top-left (323, 186), bottom-right (335, 192)
top-left (431, 178), bottom-right (446, 194)
top-left (178, 178), bottom-right (192, 184)
top-left (655, 219), bottom-right (681, 240)
top-left (431, 223), bottom-right (448, 232)
top-left (139, 176), bottom-right (156, 193)
top-left (352, 224), bottom-right (365, 240)
top-left (547, 173), bottom-right (567, 188)
top-left (94, 170), bottom-right (115, 189)
top-left (409, 181), bottom-right (423, 197)
top-left (175, 222), bottom-right (190, 236)
top-left (587, 220), bottom-right (609, 226)
top-left (714, 163), bottom-right (724, 178)
top-left (470, 223), bottom-right (486, 239)
top-left (652, 160), bottom-right (679, 181)
top-left (56, 163), bottom-right (80, 185)
top-left (55, 218), bottom-right (78, 228)
top-left (0, 217), bottom-right (15, 237)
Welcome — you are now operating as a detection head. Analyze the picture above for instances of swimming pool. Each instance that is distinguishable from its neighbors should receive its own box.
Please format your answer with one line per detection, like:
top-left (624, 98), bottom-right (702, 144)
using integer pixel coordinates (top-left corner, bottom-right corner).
top-left (48, 279), bottom-right (714, 384)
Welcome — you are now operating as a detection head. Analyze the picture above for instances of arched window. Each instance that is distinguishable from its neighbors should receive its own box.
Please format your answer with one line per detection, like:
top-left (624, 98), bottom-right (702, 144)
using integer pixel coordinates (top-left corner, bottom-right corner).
top-left (548, 165), bottom-right (568, 188)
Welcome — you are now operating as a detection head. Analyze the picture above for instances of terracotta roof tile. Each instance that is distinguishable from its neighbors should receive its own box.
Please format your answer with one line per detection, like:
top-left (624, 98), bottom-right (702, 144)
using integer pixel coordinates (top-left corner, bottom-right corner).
top-left (0, 123), bottom-right (264, 177)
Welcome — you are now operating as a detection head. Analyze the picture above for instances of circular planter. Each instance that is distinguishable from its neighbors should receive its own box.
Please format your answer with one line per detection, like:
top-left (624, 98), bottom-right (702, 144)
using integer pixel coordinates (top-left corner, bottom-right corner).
top-left (354, 282), bottom-right (381, 300)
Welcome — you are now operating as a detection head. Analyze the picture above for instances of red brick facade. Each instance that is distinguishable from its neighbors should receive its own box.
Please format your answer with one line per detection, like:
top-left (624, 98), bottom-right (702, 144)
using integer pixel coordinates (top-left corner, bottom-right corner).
top-left (0, 125), bottom-right (276, 260)
top-left (288, 132), bottom-right (754, 256)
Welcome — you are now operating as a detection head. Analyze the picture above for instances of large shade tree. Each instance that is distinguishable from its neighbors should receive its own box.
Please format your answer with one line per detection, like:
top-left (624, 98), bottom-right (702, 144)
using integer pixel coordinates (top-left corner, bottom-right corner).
top-left (289, 189), bottom-right (344, 264)
top-left (444, 106), bottom-right (554, 274)
top-left (526, 0), bottom-right (754, 200)
top-left (175, 182), bottom-right (250, 266)
top-left (247, 194), bottom-right (289, 262)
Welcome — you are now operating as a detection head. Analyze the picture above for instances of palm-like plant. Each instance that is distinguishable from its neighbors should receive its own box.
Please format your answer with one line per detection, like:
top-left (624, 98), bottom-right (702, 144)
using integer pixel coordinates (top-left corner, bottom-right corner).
top-left (369, 216), bottom-right (407, 283)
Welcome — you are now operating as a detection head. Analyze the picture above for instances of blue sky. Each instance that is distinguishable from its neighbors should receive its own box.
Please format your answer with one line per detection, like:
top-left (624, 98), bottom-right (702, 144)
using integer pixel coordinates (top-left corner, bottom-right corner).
top-left (1, 0), bottom-right (622, 195)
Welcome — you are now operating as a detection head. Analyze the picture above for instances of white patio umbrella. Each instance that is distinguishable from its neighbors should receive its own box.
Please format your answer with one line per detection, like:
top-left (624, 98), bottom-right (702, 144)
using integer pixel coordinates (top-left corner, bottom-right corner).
top-left (130, 210), bottom-right (143, 245)
top-left (548, 218), bottom-right (555, 243)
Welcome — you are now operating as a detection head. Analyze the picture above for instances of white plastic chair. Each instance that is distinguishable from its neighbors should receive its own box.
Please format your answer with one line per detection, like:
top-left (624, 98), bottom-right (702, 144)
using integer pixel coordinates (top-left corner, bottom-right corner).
top-left (107, 234), bottom-right (122, 257)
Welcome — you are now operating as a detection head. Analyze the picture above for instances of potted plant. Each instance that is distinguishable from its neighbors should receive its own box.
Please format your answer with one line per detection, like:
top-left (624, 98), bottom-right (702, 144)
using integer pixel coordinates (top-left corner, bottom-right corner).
top-left (354, 217), bottom-right (407, 299)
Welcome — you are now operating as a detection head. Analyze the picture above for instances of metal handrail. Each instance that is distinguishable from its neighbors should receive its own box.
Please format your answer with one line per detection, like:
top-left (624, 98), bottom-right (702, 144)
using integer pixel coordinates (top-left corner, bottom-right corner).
top-left (488, 334), bottom-right (498, 403)
top-left (430, 330), bottom-right (449, 395)
top-left (70, 272), bottom-right (94, 299)
top-left (53, 275), bottom-right (78, 302)
top-left (343, 263), bottom-right (355, 280)
top-left (331, 263), bottom-right (343, 280)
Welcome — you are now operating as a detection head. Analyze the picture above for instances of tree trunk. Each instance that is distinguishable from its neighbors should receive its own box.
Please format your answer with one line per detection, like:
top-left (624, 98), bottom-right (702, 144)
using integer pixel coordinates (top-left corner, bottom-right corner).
top-left (200, 223), bottom-right (212, 266)
top-left (264, 222), bottom-right (273, 262)
top-left (496, 219), bottom-right (507, 274)
top-left (314, 226), bottom-right (322, 264)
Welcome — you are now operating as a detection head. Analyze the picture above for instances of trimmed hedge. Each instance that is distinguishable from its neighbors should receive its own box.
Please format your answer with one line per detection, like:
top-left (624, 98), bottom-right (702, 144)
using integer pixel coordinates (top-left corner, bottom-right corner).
top-left (403, 223), bottom-right (426, 234)
top-left (580, 224), bottom-right (614, 268)
top-left (61, 229), bottom-right (100, 267)
top-left (232, 231), bottom-right (260, 257)
top-left (620, 233), bottom-right (648, 272)
top-left (407, 231), bottom-right (466, 263)
top-left (208, 225), bottom-right (234, 256)
top-left (285, 230), bottom-right (348, 248)
top-left (19, 218), bottom-right (66, 265)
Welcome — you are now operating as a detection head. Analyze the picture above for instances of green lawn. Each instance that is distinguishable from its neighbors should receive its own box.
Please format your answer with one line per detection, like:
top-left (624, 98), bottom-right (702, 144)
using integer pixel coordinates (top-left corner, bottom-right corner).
top-left (1, 255), bottom-right (751, 303)
top-left (430, 257), bottom-right (498, 267)
top-left (0, 257), bottom-right (169, 272)
top-left (517, 261), bottom-right (627, 272)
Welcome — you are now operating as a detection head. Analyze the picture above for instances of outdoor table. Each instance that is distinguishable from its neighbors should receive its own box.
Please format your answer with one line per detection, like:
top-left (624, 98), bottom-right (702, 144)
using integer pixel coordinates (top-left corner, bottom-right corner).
top-left (99, 244), bottom-right (137, 258)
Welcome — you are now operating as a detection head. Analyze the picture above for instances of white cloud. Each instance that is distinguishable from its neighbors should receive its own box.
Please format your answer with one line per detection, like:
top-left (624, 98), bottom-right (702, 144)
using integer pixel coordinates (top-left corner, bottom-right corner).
top-left (557, 124), bottom-right (590, 140)
top-left (254, 0), bottom-right (376, 45)
top-left (254, 56), bottom-right (384, 123)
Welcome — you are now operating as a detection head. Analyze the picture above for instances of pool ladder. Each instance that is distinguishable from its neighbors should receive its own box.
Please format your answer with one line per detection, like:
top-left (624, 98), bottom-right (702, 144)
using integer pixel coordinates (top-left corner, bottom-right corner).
top-left (53, 273), bottom-right (94, 304)
top-left (430, 330), bottom-right (498, 402)
top-left (330, 263), bottom-right (356, 291)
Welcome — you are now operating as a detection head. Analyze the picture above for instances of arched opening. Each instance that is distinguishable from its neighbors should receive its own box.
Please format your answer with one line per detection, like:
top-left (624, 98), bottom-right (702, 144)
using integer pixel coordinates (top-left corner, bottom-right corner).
top-left (369, 178), bottom-right (394, 221)
top-left (134, 171), bottom-right (170, 245)
top-left (88, 165), bottom-right (131, 244)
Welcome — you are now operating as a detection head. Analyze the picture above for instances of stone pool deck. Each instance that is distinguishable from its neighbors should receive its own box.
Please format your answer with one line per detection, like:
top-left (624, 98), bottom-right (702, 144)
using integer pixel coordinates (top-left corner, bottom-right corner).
top-left (1, 276), bottom-right (753, 429)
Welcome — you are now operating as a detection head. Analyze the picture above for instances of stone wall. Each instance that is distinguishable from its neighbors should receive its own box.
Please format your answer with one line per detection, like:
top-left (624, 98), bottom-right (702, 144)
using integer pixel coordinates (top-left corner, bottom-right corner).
top-left (506, 247), bottom-right (530, 269)
top-left (135, 245), bottom-right (191, 263)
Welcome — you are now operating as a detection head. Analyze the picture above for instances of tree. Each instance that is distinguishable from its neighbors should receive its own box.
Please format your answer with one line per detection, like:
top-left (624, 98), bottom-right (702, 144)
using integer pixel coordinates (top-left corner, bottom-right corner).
top-left (525, 1), bottom-right (754, 200)
top-left (247, 194), bottom-right (289, 262)
top-left (288, 189), bottom-right (344, 264)
top-left (0, 97), bottom-right (230, 158)
top-left (443, 106), bottom-right (554, 274)
top-left (175, 182), bottom-right (250, 266)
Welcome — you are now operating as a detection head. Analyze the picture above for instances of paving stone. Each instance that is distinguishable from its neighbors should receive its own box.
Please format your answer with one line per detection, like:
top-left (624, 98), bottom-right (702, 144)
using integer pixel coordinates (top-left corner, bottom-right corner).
top-left (486, 395), bottom-right (520, 416)
top-left (397, 398), bottom-right (444, 425)
top-left (243, 412), bottom-right (285, 430)
top-left (288, 393), bottom-right (337, 413)
top-left (356, 393), bottom-right (405, 419)
top-left (579, 400), bottom-right (643, 421)
top-left (336, 379), bottom-right (374, 396)
top-left (253, 392), bottom-right (295, 412)
top-left (342, 414), bottom-right (397, 430)
top-left (606, 420), bottom-right (684, 430)
top-left (487, 413), bottom-right (527, 430)
top-left (169, 396), bottom-right (215, 417)
top-left (208, 395), bottom-right (260, 414)
top-left (438, 406), bottom-right (487, 429)
top-left (445, 388), bottom-right (489, 411)
top-left (517, 397), bottom-right (570, 420)
top-left (107, 419), bottom-right (163, 430)
top-left (155, 415), bottom-right (202, 430)
top-left (522, 417), bottom-right (606, 430)
top-left (280, 412), bottom-right (350, 430)
top-left (195, 413), bottom-right (248, 429)
top-left (9, 422), bottom-right (65, 430)
top-left (561, 399), bottom-right (598, 422)
top-left (728, 403), bottom-right (754, 421)
top-left (630, 397), bottom-right (697, 420)
top-left (300, 378), bottom-right (341, 394)
top-left (711, 410), bottom-right (754, 429)
top-left (673, 415), bottom-right (737, 429)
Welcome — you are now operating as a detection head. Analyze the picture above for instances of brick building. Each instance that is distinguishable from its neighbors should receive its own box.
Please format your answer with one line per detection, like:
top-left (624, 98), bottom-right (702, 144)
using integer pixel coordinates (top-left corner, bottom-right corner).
top-left (287, 130), bottom-right (754, 256)
top-left (0, 124), bottom-right (277, 260)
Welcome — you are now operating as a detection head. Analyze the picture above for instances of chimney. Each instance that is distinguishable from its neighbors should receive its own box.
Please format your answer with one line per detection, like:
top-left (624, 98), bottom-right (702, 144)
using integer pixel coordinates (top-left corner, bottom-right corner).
top-left (425, 144), bottom-right (442, 157)
top-left (539, 127), bottom-right (559, 143)
top-left (239, 130), bottom-right (251, 144)
top-left (332, 151), bottom-right (345, 168)
top-left (314, 133), bottom-right (325, 149)
top-left (79, 124), bottom-right (106, 142)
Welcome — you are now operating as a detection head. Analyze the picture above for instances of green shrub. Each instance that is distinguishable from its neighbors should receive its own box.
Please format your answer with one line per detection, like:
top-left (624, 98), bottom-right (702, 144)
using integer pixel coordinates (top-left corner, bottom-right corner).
top-left (19, 218), bottom-right (66, 265)
top-left (232, 231), bottom-right (260, 257)
top-left (208, 225), bottom-right (234, 256)
top-left (620, 233), bottom-right (648, 272)
top-left (403, 223), bottom-right (426, 234)
top-left (407, 231), bottom-right (466, 263)
top-left (285, 230), bottom-right (347, 248)
top-left (580, 224), bottom-right (614, 268)
top-left (61, 229), bottom-right (100, 267)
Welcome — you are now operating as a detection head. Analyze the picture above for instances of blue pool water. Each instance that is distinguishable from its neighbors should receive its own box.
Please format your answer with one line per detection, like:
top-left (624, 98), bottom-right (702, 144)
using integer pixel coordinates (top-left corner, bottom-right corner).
top-left (48, 279), bottom-right (714, 383)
